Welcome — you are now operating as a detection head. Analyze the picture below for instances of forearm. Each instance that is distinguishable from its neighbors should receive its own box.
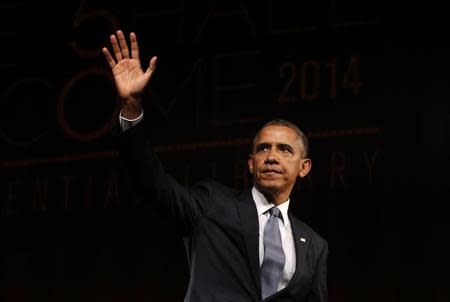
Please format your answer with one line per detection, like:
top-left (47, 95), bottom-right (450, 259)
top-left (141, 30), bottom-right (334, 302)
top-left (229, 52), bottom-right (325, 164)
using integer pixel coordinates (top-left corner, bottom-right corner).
top-left (115, 120), bottom-right (209, 232)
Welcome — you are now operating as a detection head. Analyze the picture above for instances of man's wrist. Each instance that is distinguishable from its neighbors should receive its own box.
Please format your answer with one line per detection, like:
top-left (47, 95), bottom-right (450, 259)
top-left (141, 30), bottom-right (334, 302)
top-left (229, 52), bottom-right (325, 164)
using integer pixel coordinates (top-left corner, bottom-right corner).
top-left (120, 109), bottom-right (143, 122)
top-left (119, 110), bottom-right (144, 131)
top-left (121, 106), bottom-right (142, 119)
top-left (120, 95), bottom-right (143, 119)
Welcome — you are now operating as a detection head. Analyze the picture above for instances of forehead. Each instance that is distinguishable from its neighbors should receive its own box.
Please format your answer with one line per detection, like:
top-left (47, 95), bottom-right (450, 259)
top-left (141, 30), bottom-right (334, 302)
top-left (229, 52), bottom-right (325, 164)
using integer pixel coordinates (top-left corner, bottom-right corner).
top-left (255, 125), bottom-right (300, 145)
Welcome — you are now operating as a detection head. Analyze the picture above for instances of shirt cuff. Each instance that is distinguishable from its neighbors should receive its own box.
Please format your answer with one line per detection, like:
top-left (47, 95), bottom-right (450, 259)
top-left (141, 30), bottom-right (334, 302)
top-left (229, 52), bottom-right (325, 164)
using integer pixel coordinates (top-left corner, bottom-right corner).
top-left (119, 110), bottom-right (144, 131)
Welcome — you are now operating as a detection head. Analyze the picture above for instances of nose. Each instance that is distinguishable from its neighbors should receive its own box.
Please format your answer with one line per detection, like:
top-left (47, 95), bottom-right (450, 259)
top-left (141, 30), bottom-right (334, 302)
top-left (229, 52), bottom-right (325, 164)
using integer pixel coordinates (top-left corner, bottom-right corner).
top-left (264, 148), bottom-right (279, 164)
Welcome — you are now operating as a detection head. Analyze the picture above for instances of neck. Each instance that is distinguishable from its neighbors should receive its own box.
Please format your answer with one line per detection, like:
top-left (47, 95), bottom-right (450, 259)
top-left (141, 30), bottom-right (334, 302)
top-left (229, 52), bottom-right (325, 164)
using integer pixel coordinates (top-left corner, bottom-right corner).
top-left (259, 190), bottom-right (290, 206)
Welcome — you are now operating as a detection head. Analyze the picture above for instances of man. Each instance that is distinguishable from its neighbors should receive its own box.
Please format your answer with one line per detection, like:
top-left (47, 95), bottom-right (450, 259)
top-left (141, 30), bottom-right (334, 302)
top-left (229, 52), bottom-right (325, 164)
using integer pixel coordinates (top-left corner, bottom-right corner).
top-left (103, 30), bottom-right (328, 302)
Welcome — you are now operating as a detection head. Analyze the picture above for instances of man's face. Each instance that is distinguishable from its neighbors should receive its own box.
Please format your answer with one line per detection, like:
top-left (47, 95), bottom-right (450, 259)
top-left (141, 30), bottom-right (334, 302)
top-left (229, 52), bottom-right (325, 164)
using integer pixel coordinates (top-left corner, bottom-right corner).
top-left (248, 125), bottom-right (311, 201)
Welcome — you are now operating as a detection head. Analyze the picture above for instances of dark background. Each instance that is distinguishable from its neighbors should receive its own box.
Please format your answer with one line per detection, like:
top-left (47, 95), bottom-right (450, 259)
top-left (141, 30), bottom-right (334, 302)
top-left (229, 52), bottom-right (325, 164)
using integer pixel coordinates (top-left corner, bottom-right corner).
top-left (1, 0), bottom-right (449, 301)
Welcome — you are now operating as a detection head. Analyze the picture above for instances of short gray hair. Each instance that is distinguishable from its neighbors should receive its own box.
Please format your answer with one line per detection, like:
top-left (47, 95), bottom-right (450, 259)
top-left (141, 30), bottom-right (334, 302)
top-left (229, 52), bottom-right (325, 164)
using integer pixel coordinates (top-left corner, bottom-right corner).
top-left (253, 119), bottom-right (309, 157)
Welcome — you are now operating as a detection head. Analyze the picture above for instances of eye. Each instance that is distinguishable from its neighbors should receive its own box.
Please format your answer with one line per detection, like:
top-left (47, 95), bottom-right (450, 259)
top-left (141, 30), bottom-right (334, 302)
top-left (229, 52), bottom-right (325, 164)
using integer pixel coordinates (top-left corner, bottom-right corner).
top-left (256, 144), bottom-right (269, 152)
top-left (279, 144), bottom-right (293, 154)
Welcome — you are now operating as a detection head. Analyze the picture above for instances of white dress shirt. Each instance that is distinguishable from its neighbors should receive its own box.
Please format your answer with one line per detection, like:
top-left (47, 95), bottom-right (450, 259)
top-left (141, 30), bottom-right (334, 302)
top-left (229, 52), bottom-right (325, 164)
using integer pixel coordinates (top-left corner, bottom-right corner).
top-left (252, 186), bottom-right (296, 291)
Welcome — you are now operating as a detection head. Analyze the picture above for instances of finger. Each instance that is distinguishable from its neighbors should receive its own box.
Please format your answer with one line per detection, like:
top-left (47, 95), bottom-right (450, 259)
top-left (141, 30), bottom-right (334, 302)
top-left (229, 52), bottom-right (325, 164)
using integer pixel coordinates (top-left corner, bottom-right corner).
top-left (130, 32), bottom-right (139, 60)
top-left (117, 30), bottom-right (130, 59)
top-left (102, 47), bottom-right (116, 69)
top-left (145, 56), bottom-right (158, 78)
top-left (110, 34), bottom-right (123, 61)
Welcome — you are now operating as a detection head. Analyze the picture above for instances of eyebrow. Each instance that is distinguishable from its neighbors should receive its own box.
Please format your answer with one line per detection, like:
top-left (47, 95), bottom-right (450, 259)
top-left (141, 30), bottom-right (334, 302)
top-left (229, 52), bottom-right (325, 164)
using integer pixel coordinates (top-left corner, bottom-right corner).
top-left (278, 143), bottom-right (294, 152)
top-left (255, 142), bottom-right (295, 153)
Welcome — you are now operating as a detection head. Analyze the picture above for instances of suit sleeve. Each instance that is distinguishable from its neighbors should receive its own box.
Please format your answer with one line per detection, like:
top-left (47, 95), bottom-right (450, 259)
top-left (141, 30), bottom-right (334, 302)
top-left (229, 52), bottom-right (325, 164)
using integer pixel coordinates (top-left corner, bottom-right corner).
top-left (306, 240), bottom-right (329, 302)
top-left (114, 120), bottom-right (211, 234)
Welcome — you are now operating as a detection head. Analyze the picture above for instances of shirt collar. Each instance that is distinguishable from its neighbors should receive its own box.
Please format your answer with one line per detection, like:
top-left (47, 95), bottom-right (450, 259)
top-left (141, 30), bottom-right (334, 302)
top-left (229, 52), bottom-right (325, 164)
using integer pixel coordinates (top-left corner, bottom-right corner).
top-left (251, 186), bottom-right (290, 228)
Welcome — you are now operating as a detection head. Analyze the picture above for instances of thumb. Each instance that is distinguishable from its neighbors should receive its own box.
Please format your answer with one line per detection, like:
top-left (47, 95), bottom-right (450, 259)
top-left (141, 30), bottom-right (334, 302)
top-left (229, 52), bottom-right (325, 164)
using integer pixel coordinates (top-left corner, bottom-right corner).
top-left (144, 56), bottom-right (157, 79)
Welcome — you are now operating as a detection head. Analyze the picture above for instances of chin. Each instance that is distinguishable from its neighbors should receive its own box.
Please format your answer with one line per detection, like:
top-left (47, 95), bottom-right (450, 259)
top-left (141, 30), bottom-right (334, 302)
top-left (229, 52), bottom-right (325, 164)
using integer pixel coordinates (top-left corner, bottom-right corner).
top-left (257, 183), bottom-right (281, 194)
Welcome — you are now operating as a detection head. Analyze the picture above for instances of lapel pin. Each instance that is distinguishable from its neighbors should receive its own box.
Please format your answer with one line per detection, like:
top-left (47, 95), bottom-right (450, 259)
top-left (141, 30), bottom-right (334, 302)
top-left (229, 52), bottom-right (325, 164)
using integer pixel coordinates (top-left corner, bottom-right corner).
top-left (300, 237), bottom-right (306, 243)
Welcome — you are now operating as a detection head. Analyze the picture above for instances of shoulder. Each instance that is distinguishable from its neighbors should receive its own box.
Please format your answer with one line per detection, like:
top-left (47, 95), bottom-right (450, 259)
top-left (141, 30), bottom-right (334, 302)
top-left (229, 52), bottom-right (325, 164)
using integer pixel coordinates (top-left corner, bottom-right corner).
top-left (192, 178), bottom-right (233, 190)
top-left (191, 178), bottom-right (240, 200)
top-left (190, 179), bottom-right (248, 222)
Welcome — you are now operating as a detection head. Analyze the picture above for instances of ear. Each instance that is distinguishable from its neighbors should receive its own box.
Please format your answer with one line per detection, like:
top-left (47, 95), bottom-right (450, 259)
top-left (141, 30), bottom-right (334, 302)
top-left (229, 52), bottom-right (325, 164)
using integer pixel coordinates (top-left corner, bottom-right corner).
top-left (298, 158), bottom-right (311, 178)
top-left (248, 154), bottom-right (254, 174)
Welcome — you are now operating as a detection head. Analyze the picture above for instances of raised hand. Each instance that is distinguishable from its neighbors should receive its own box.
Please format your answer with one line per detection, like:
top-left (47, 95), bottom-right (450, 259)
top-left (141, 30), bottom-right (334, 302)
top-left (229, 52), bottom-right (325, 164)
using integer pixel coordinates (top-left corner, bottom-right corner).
top-left (103, 30), bottom-right (157, 119)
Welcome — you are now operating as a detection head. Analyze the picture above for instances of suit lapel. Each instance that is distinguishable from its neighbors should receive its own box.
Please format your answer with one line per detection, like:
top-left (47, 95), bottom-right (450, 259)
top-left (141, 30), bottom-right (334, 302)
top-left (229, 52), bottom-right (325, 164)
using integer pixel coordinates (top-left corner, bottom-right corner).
top-left (287, 212), bottom-right (310, 287)
top-left (236, 190), bottom-right (261, 296)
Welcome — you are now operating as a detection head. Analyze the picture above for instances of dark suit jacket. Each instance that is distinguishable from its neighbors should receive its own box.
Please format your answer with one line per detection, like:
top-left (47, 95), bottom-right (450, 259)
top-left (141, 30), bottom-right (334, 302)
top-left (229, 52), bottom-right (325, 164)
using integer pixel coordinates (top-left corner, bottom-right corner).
top-left (115, 121), bottom-right (328, 302)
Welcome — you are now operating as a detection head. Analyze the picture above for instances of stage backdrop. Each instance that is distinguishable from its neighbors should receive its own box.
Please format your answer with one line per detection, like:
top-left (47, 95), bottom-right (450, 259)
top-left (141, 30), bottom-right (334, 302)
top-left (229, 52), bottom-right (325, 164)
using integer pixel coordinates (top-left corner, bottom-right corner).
top-left (1, 1), bottom-right (449, 301)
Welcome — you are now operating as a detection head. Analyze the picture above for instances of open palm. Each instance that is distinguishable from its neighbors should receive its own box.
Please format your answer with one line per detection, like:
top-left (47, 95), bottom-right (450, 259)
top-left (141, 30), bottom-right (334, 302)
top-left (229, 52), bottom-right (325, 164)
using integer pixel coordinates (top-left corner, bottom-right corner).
top-left (103, 30), bottom-right (157, 104)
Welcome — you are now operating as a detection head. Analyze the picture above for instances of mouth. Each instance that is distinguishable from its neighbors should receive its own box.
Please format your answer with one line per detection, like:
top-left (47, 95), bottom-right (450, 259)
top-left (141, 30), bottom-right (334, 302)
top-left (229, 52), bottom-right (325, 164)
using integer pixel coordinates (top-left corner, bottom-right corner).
top-left (261, 168), bottom-right (283, 174)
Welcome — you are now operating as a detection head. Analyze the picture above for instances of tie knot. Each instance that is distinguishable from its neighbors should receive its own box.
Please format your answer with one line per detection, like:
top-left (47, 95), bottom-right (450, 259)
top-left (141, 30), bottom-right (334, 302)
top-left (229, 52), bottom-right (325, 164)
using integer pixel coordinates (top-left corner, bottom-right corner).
top-left (269, 207), bottom-right (281, 218)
